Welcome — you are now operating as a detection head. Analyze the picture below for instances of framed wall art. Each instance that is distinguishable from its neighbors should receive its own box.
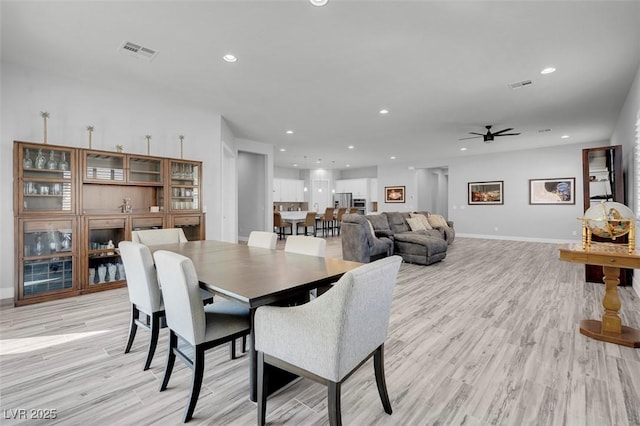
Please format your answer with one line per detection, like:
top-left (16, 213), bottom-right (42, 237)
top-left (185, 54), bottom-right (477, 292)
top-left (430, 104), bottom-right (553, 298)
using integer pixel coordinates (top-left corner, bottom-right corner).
top-left (468, 181), bottom-right (503, 205)
top-left (529, 177), bottom-right (575, 204)
top-left (385, 186), bottom-right (405, 203)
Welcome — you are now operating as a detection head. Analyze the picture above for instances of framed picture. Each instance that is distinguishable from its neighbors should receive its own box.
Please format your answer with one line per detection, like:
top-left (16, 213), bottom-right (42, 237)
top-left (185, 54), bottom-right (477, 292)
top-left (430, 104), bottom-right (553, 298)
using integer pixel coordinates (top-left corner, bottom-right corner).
top-left (468, 181), bottom-right (504, 205)
top-left (529, 177), bottom-right (575, 204)
top-left (385, 186), bottom-right (405, 203)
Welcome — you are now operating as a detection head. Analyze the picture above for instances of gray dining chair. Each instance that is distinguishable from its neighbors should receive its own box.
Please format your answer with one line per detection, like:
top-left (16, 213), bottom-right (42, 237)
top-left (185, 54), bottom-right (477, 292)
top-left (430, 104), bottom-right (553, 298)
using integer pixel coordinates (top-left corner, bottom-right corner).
top-left (131, 228), bottom-right (188, 245)
top-left (255, 255), bottom-right (403, 426)
top-left (118, 242), bottom-right (216, 371)
top-left (248, 231), bottom-right (278, 249)
top-left (153, 250), bottom-right (251, 423)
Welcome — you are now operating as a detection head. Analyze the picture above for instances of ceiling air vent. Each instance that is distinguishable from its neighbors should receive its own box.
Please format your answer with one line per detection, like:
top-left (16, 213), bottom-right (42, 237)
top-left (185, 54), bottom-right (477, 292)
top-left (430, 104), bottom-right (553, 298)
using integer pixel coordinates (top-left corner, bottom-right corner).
top-left (508, 79), bottom-right (533, 90)
top-left (119, 41), bottom-right (158, 61)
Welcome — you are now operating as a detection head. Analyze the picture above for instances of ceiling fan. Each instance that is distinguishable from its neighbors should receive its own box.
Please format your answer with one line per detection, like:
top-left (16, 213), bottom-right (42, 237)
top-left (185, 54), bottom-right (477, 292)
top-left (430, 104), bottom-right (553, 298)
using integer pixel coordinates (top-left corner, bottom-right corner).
top-left (459, 125), bottom-right (521, 143)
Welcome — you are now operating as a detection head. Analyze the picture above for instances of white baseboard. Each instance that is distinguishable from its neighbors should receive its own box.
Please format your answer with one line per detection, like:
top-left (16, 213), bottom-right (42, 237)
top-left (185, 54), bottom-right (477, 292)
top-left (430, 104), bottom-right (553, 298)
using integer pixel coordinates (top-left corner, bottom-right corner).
top-left (0, 287), bottom-right (15, 306)
top-left (456, 233), bottom-right (579, 245)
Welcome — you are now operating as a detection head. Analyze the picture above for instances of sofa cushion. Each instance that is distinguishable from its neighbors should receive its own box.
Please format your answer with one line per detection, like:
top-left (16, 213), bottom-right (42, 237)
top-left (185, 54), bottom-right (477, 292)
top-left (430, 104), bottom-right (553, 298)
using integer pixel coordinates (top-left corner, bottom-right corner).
top-left (410, 213), bottom-right (433, 229)
top-left (366, 214), bottom-right (391, 231)
top-left (406, 217), bottom-right (427, 232)
top-left (384, 212), bottom-right (411, 234)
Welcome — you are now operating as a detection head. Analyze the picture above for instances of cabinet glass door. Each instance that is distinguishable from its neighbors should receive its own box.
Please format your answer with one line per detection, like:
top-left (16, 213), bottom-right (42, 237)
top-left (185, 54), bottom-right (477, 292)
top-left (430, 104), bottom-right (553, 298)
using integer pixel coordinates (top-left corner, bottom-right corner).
top-left (86, 217), bottom-right (126, 288)
top-left (84, 152), bottom-right (125, 182)
top-left (20, 219), bottom-right (75, 298)
top-left (20, 145), bottom-right (74, 213)
top-left (169, 160), bottom-right (200, 211)
top-left (129, 156), bottom-right (163, 184)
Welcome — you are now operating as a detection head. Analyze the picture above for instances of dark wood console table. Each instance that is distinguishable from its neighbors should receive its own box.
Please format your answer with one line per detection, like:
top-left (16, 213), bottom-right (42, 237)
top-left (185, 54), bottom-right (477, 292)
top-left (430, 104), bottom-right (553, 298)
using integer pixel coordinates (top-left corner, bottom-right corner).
top-left (559, 243), bottom-right (640, 348)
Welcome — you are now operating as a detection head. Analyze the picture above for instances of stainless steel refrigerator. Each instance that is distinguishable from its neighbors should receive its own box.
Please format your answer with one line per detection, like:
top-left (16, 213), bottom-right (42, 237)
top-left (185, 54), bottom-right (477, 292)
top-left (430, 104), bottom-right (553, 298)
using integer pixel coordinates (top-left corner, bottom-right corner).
top-left (333, 192), bottom-right (352, 209)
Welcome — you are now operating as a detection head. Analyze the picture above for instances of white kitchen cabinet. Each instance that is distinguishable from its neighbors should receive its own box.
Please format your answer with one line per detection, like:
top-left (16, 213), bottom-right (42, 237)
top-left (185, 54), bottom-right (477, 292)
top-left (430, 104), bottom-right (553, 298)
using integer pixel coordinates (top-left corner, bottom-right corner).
top-left (274, 178), bottom-right (304, 202)
top-left (336, 178), bottom-right (369, 198)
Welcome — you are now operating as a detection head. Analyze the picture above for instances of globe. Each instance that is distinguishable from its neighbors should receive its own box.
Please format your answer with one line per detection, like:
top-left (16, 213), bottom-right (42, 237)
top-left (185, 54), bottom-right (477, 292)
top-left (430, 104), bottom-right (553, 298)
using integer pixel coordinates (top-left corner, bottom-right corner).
top-left (583, 201), bottom-right (635, 239)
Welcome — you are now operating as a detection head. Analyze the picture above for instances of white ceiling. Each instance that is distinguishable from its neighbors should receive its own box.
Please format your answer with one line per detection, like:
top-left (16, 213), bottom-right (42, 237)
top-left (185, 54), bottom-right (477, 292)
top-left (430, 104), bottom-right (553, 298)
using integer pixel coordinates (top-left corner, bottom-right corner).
top-left (2, 1), bottom-right (640, 169)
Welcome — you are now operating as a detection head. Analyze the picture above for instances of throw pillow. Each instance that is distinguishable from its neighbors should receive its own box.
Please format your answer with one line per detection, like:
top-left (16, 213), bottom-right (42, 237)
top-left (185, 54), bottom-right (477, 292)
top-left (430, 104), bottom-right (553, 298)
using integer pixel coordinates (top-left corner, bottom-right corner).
top-left (427, 214), bottom-right (449, 228)
top-left (406, 217), bottom-right (427, 232)
top-left (410, 213), bottom-right (433, 230)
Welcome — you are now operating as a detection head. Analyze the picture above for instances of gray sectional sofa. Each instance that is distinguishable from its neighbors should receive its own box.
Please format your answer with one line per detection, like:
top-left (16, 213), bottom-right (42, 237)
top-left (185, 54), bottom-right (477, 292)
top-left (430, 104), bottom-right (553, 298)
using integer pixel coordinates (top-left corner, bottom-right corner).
top-left (341, 211), bottom-right (454, 265)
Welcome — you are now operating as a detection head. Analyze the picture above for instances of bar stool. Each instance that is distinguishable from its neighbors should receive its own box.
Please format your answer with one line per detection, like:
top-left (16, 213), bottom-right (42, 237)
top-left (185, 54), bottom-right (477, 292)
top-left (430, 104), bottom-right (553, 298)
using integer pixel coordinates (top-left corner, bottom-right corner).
top-left (318, 207), bottom-right (335, 237)
top-left (334, 207), bottom-right (347, 235)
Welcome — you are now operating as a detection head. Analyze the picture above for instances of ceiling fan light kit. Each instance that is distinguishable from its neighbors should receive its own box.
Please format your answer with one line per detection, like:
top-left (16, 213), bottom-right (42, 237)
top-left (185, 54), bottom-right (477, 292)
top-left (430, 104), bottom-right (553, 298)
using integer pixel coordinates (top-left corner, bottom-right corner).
top-left (459, 125), bottom-right (521, 143)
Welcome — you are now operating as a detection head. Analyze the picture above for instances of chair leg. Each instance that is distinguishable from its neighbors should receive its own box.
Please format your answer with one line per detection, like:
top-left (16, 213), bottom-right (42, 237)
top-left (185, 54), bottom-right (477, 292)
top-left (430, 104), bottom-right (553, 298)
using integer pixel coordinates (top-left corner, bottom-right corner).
top-left (257, 351), bottom-right (268, 426)
top-left (143, 312), bottom-right (161, 371)
top-left (230, 340), bottom-right (237, 360)
top-left (374, 344), bottom-right (393, 415)
top-left (124, 304), bottom-right (139, 354)
top-left (183, 346), bottom-right (205, 422)
top-left (328, 381), bottom-right (342, 426)
top-left (160, 330), bottom-right (177, 392)
top-left (242, 335), bottom-right (247, 353)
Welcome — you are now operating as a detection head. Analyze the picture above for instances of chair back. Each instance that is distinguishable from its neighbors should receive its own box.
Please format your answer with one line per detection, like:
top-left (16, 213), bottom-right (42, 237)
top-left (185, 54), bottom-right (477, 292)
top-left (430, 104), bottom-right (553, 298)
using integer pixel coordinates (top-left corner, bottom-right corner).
top-left (118, 241), bottom-right (163, 314)
top-left (349, 207), bottom-right (358, 214)
top-left (321, 208), bottom-right (334, 220)
top-left (132, 228), bottom-right (188, 245)
top-left (303, 211), bottom-right (316, 226)
top-left (153, 250), bottom-right (206, 346)
top-left (336, 207), bottom-right (347, 221)
top-left (323, 255), bottom-right (402, 379)
top-left (273, 212), bottom-right (285, 227)
top-left (248, 231), bottom-right (277, 249)
top-left (284, 235), bottom-right (326, 257)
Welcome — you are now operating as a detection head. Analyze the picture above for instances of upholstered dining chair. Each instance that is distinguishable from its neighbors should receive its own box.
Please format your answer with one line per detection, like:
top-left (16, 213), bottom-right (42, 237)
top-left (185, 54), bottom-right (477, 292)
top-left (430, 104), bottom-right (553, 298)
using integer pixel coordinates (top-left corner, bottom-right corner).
top-left (284, 235), bottom-right (326, 257)
top-left (349, 207), bottom-right (358, 214)
top-left (248, 231), bottom-right (278, 249)
top-left (273, 212), bottom-right (292, 240)
top-left (119, 241), bottom-right (214, 371)
top-left (131, 228), bottom-right (188, 245)
top-left (318, 207), bottom-right (335, 237)
top-left (255, 255), bottom-right (403, 426)
top-left (297, 211), bottom-right (318, 236)
top-left (153, 250), bottom-right (251, 423)
top-left (334, 207), bottom-right (347, 235)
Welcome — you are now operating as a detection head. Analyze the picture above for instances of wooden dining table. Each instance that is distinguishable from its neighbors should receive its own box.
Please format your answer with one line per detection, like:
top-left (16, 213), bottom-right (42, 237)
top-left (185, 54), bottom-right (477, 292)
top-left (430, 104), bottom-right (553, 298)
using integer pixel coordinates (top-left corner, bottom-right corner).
top-left (148, 239), bottom-right (363, 401)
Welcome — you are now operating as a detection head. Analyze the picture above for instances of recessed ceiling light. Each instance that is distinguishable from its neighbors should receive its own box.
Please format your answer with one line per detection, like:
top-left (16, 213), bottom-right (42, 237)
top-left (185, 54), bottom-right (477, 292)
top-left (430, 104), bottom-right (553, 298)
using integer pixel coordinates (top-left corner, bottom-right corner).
top-left (379, 109), bottom-right (389, 115)
top-left (390, 156), bottom-right (396, 160)
top-left (561, 135), bottom-right (570, 139)
top-left (222, 54), bottom-right (237, 63)
top-left (279, 148), bottom-right (286, 152)
top-left (286, 130), bottom-right (294, 134)
top-left (408, 166), bottom-right (415, 170)
top-left (346, 164), bottom-right (351, 167)
top-left (541, 67), bottom-right (556, 75)
top-left (316, 159), bottom-right (321, 164)
top-left (309, 0), bottom-right (328, 6)
top-left (293, 163), bottom-right (298, 167)
top-left (460, 147), bottom-right (467, 151)
top-left (348, 145), bottom-right (354, 149)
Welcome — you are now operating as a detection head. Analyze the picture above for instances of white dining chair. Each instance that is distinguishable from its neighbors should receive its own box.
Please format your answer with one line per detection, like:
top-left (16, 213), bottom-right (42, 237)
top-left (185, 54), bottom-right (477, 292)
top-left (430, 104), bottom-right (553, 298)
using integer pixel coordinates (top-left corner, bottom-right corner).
top-left (255, 255), bottom-right (403, 426)
top-left (284, 235), bottom-right (326, 257)
top-left (119, 241), bottom-right (215, 371)
top-left (131, 228), bottom-right (188, 245)
top-left (247, 231), bottom-right (277, 249)
top-left (153, 250), bottom-right (251, 423)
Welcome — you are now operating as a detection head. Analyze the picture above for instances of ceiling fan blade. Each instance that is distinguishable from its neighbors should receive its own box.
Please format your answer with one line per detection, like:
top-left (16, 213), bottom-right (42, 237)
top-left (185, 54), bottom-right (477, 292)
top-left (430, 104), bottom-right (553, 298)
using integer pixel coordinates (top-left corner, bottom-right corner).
top-left (491, 127), bottom-right (514, 135)
top-left (494, 132), bottom-right (521, 137)
top-left (458, 136), bottom-right (482, 140)
top-left (468, 132), bottom-right (485, 136)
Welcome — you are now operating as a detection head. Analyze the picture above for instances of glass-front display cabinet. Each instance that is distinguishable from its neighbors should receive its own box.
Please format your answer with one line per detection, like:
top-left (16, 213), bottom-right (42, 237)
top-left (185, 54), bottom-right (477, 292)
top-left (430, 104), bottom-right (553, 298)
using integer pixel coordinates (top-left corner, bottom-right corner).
top-left (128, 155), bottom-right (164, 185)
top-left (168, 160), bottom-right (201, 212)
top-left (84, 217), bottom-right (126, 291)
top-left (83, 151), bottom-right (125, 183)
top-left (16, 218), bottom-right (76, 304)
top-left (16, 142), bottom-right (75, 215)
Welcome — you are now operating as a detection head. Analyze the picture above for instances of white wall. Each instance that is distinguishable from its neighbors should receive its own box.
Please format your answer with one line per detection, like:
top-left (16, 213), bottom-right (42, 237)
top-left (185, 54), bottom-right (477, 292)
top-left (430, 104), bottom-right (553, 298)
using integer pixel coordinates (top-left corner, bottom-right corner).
top-left (379, 141), bottom-right (605, 242)
top-left (0, 62), bottom-right (225, 300)
top-left (338, 166), bottom-right (377, 179)
top-left (610, 63), bottom-right (640, 297)
top-left (238, 151), bottom-right (267, 240)
top-left (236, 138), bottom-right (274, 233)
top-left (274, 167), bottom-right (303, 179)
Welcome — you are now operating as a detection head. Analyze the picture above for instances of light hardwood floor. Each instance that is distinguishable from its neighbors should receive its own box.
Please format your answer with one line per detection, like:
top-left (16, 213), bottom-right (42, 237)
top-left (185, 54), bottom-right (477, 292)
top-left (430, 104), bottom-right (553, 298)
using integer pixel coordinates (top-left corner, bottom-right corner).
top-left (1, 237), bottom-right (639, 425)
